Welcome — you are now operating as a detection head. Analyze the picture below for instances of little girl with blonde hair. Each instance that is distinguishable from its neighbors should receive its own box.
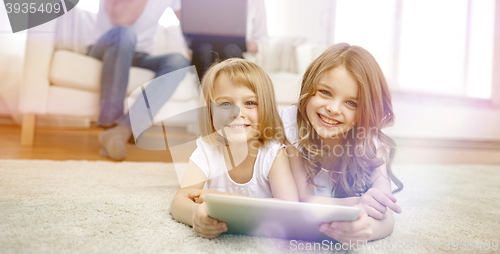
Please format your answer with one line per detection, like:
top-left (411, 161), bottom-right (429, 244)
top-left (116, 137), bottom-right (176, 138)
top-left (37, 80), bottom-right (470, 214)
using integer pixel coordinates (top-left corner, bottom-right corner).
top-left (171, 58), bottom-right (298, 239)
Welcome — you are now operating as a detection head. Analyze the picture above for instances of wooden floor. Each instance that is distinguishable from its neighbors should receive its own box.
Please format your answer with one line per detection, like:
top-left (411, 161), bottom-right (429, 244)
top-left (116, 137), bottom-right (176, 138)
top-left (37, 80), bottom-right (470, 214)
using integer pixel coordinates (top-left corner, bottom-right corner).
top-left (0, 124), bottom-right (195, 162)
top-left (1, 124), bottom-right (500, 164)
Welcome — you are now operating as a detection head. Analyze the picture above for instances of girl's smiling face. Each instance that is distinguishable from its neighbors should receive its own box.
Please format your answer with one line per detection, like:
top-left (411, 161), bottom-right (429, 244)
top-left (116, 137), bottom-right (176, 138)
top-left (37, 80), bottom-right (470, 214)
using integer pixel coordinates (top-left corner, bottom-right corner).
top-left (211, 73), bottom-right (260, 143)
top-left (305, 65), bottom-right (359, 142)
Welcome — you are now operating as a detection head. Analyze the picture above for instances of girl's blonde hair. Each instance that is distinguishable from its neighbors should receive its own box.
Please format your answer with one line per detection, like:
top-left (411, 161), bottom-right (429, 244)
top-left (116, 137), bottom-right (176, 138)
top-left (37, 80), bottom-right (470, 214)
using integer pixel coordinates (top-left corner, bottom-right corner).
top-left (297, 43), bottom-right (403, 197)
top-left (198, 58), bottom-right (284, 145)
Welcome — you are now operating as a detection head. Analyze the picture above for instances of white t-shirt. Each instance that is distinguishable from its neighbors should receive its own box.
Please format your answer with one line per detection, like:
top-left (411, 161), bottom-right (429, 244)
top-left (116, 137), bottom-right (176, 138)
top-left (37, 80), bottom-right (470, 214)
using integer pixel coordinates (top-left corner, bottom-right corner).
top-left (189, 137), bottom-right (285, 198)
top-left (90, 0), bottom-right (181, 54)
top-left (246, 0), bottom-right (268, 47)
top-left (279, 105), bottom-right (381, 197)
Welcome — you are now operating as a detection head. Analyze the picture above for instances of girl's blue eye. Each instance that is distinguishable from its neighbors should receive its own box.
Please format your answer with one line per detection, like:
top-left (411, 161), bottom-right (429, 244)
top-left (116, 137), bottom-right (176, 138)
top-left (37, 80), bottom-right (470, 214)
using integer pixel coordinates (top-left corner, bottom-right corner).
top-left (347, 101), bottom-right (358, 108)
top-left (220, 102), bottom-right (231, 107)
top-left (319, 90), bottom-right (331, 96)
top-left (246, 101), bottom-right (257, 106)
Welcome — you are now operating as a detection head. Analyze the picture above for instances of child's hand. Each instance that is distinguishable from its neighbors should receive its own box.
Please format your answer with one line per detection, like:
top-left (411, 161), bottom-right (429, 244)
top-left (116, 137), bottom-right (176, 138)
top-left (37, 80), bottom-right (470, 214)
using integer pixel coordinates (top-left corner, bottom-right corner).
top-left (319, 205), bottom-right (372, 244)
top-left (188, 189), bottom-right (210, 204)
top-left (358, 188), bottom-right (402, 220)
top-left (192, 203), bottom-right (227, 239)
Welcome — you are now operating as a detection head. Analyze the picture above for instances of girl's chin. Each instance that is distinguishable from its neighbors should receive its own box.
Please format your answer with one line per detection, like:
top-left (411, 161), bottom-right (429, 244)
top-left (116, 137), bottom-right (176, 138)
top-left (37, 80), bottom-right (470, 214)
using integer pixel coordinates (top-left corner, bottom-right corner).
top-left (229, 135), bottom-right (260, 144)
top-left (218, 133), bottom-right (254, 144)
top-left (314, 123), bottom-right (351, 139)
top-left (217, 127), bottom-right (259, 143)
top-left (316, 130), bottom-right (343, 141)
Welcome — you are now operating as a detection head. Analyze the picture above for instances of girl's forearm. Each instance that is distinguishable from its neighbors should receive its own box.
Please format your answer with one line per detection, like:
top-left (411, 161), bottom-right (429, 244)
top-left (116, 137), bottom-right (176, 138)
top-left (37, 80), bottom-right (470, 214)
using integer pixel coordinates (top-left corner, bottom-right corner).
top-left (171, 189), bottom-right (251, 226)
top-left (368, 212), bottom-right (395, 241)
top-left (170, 195), bottom-right (199, 226)
top-left (204, 190), bottom-right (246, 198)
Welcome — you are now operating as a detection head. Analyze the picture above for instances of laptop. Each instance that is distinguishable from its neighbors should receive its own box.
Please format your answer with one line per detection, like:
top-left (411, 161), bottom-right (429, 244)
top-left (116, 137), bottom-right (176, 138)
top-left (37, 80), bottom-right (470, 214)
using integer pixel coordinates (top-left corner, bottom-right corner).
top-left (205, 194), bottom-right (360, 241)
top-left (181, 0), bottom-right (247, 51)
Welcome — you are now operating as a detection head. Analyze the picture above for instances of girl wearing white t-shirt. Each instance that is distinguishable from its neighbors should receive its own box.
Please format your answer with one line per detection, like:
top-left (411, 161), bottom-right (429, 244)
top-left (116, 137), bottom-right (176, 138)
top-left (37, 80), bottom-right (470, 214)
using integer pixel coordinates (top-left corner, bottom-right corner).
top-left (170, 58), bottom-right (298, 239)
top-left (281, 43), bottom-right (404, 244)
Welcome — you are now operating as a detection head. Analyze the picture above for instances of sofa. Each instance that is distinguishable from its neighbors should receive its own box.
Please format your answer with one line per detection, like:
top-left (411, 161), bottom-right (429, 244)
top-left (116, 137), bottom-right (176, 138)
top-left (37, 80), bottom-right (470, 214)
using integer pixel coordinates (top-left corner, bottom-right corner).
top-left (18, 7), bottom-right (325, 146)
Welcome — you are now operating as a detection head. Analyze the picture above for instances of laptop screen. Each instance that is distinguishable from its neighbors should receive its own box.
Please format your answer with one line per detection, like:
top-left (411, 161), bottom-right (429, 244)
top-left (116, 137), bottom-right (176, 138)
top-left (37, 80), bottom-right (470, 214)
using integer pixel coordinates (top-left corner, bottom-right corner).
top-left (181, 0), bottom-right (247, 37)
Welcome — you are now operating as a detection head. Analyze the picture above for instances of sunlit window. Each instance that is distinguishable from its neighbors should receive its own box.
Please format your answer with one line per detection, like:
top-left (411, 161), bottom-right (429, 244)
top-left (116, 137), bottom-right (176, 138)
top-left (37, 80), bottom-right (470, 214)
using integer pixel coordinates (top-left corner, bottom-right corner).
top-left (466, 0), bottom-right (495, 98)
top-left (333, 0), bottom-right (495, 99)
top-left (399, 0), bottom-right (468, 96)
top-left (333, 0), bottom-right (396, 85)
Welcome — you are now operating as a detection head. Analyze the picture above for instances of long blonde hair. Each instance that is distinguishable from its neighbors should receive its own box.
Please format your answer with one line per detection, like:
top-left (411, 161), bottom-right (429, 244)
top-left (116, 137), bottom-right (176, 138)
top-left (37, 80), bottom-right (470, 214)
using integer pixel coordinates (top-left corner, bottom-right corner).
top-left (198, 58), bottom-right (284, 145)
top-left (297, 43), bottom-right (403, 197)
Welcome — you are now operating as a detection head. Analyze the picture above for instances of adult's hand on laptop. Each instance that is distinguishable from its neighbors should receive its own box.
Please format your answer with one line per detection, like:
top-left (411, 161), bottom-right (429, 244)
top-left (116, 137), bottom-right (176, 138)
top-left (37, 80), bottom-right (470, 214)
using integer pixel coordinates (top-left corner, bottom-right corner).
top-left (246, 41), bottom-right (258, 53)
top-left (192, 203), bottom-right (228, 239)
top-left (357, 188), bottom-right (402, 220)
top-left (319, 205), bottom-right (372, 245)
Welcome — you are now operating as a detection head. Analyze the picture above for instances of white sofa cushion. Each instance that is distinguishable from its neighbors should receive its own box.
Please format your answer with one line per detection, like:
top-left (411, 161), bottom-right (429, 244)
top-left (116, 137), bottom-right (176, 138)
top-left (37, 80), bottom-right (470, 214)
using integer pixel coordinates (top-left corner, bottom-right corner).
top-left (49, 50), bottom-right (156, 95)
top-left (49, 50), bottom-right (199, 102)
top-left (47, 80), bottom-right (201, 121)
top-left (46, 85), bottom-right (100, 117)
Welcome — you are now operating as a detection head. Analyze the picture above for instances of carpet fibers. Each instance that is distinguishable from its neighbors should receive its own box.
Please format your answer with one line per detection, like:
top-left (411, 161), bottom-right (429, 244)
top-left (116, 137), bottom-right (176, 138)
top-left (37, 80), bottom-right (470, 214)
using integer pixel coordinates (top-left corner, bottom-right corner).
top-left (0, 160), bottom-right (499, 253)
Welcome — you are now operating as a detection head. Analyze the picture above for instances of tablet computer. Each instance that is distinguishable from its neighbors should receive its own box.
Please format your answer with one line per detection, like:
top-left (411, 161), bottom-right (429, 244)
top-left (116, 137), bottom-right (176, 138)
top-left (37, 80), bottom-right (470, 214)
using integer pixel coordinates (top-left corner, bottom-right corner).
top-left (205, 194), bottom-right (360, 241)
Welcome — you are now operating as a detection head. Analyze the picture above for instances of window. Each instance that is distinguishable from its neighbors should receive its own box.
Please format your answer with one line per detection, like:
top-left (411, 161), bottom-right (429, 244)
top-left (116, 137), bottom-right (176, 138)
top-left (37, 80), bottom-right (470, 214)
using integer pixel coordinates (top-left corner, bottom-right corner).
top-left (332, 0), bottom-right (495, 99)
top-left (333, 0), bottom-right (396, 86)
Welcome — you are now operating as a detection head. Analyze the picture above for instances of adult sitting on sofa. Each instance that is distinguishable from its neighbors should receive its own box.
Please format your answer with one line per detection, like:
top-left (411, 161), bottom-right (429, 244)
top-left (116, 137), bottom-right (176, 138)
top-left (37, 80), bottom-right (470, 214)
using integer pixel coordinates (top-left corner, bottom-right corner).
top-left (89, 0), bottom-right (190, 161)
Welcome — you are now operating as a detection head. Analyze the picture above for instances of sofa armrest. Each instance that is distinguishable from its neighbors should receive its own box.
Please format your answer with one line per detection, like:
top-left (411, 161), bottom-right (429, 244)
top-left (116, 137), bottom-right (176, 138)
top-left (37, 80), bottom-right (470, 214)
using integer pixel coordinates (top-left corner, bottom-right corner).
top-left (19, 20), bottom-right (57, 115)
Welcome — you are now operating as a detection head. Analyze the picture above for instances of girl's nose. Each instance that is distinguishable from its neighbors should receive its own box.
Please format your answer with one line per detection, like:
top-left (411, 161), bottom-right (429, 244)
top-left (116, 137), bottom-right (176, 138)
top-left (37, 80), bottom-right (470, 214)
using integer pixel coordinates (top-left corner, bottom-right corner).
top-left (236, 109), bottom-right (247, 119)
top-left (326, 101), bottom-right (341, 115)
top-left (230, 105), bottom-right (242, 119)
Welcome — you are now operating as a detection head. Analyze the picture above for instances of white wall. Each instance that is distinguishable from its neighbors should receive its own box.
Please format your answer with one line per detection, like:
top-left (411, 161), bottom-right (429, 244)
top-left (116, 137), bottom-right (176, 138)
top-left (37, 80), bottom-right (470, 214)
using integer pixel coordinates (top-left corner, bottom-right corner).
top-left (387, 94), bottom-right (500, 141)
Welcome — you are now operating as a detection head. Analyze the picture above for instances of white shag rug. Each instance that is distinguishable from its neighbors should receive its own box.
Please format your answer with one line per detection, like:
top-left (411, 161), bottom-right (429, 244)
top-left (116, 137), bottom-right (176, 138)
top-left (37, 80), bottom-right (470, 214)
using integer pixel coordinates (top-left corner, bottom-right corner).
top-left (0, 160), bottom-right (499, 254)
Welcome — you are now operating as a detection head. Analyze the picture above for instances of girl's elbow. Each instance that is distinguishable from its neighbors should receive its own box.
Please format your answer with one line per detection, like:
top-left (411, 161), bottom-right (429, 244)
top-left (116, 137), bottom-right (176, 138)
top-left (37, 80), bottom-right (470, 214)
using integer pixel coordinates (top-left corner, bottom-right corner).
top-left (169, 196), bottom-right (187, 220)
top-left (289, 189), bottom-right (300, 202)
top-left (385, 211), bottom-right (395, 230)
top-left (298, 193), bottom-right (312, 203)
top-left (288, 195), bottom-right (299, 202)
top-left (370, 213), bottom-right (395, 241)
top-left (273, 193), bottom-right (299, 202)
top-left (383, 218), bottom-right (395, 237)
top-left (169, 199), bottom-right (180, 218)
